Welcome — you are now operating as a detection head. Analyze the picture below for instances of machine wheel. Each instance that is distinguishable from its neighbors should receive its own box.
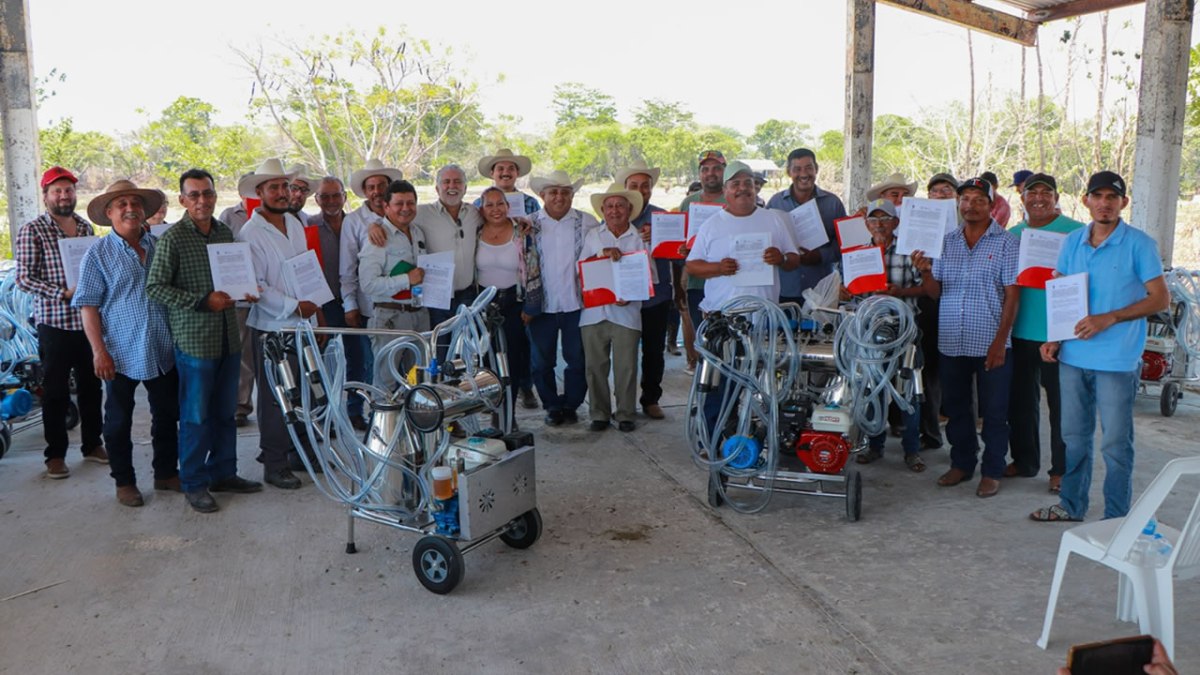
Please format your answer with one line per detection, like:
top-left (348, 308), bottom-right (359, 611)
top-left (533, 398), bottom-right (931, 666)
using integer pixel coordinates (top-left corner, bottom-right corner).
top-left (412, 536), bottom-right (465, 594)
top-left (707, 471), bottom-right (726, 508)
top-left (64, 400), bottom-right (80, 431)
top-left (845, 469), bottom-right (863, 522)
top-left (0, 423), bottom-right (10, 460)
top-left (500, 508), bottom-right (543, 549)
top-left (1161, 382), bottom-right (1181, 417)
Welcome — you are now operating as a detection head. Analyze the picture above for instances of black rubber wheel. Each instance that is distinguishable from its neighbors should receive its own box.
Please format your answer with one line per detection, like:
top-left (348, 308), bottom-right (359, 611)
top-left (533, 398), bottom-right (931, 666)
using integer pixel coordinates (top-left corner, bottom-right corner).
top-left (0, 423), bottom-right (10, 460)
top-left (707, 471), bottom-right (726, 508)
top-left (1161, 382), bottom-right (1181, 417)
top-left (412, 536), bottom-right (464, 594)
top-left (500, 508), bottom-right (543, 549)
top-left (845, 469), bottom-right (863, 522)
top-left (64, 399), bottom-right (80, 431)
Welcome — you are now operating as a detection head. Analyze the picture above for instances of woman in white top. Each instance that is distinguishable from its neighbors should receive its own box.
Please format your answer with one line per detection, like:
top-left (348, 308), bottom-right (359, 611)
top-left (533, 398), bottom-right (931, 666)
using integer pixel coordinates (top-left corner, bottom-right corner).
top-left (475, 187), bottom-right (543, 428)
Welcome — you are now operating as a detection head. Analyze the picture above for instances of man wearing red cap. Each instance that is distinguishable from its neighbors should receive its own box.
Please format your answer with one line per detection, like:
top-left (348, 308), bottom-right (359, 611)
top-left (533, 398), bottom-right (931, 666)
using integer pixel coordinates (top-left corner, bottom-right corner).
top-left (14, 167), bottom-right (108, 479)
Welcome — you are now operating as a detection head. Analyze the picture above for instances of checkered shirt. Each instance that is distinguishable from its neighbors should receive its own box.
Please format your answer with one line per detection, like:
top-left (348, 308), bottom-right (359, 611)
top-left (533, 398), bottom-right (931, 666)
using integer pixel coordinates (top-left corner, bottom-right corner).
top-left (931, 221), bottom-right (1019, 358)
top-left (145, 213), bottom-right (241, 360)
top-left (14, 211), bottom-right (95, 330)
top-left (72, 233), bottom-right (174, 381)
top-left (880, 242), bottom-right (922, 308)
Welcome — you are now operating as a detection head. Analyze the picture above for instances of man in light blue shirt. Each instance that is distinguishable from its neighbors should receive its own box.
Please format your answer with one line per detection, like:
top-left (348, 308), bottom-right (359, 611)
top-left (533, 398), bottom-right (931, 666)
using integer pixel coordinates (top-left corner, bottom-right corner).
top-left (765, 148), bottom-right (846, 302)
top-left (1031, 171), bottom-right (1168, 522)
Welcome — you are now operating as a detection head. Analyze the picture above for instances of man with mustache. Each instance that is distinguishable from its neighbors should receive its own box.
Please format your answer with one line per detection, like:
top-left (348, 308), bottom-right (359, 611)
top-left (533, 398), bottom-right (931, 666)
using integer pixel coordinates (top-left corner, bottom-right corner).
top-left (15, 166), bottom-right (108, 479)
top-left (417, 164), bottom-right (482, 328)
top-left (73, 181), bottom-right (178, 507)
top-left (286, 163), bottom-right (319, 223)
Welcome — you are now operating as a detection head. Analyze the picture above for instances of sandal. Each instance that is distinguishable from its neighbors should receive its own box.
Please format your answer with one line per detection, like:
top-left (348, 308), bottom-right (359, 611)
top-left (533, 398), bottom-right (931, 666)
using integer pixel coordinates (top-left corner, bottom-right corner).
top-left (856, 448), bottom-right (883, 464)
top-left (1029, 504), bottom-right (1081, 522)
top-left (1048, 475), bottom-right (1062, 494)
top-left (904, 453), bottom-right (926, 473)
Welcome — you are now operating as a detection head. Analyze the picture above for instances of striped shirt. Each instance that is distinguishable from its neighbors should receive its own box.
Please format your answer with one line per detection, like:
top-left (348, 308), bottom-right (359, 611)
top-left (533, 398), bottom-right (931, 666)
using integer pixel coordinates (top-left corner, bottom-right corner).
top-left (932, 221), bottom-right (1019, 358)
top-left (72, 232), bottom-right (174, 380)
top-left (14, 211), bottom-right (96, 330)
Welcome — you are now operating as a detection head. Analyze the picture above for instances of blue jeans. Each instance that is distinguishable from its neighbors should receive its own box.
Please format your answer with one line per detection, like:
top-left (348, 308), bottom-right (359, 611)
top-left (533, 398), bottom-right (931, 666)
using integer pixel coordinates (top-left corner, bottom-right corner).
top-left (868, 401), bottom-right (921, 455)
top-left (322, 301), bottom-right (366, 419)
top-left (526, 310), bottom-right (586, 413)
top-left (941, 352), bottom-right (1012, 479)
top-left (104, 369), bottom-right (179, 487)
top-left (1058, 364), bottom-right (1139, 520)
top-left (175, 348), bottom-right (241, 492)
top-left (686, 288), bottom-right (705, 339)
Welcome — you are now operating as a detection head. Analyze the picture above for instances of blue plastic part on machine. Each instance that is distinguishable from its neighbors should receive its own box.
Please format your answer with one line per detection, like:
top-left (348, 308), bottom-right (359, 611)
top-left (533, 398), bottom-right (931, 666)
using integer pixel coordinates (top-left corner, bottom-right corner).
top-left (0, 389), bottom-right (33, 420)
top-left (432, 497), bottom-right (460, 536)
top-left (721, 435), bottom-right (762, 470)
top-left (799, 318), bottom-right (819, 332)
top-left (425, 358), bottom-right (440, 379)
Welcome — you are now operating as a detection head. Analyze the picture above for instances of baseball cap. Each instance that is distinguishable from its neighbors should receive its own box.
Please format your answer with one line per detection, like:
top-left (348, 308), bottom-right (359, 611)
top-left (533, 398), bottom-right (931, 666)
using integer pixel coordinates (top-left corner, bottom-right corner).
top-left (752, 171), bottom-right (767, 185)
top-left (957, 177), bottom-right (994, 201)
top-left (1022, 173), bottom-right (1057, 192)
top-left (698, 150), bottom-right (726, 166)
top-left (40, 166), bottom-right (78, 189)
top-left (1086, 171), bottom-right (1127, 197)
top-left (927, 172), bottom-right (958, 190)
top-left (865, 198), bottom-right (898, 219)
top-left (723, 161), bottom-right (754, 184)
top-left (1011, 169), bottom-right (1034, 187)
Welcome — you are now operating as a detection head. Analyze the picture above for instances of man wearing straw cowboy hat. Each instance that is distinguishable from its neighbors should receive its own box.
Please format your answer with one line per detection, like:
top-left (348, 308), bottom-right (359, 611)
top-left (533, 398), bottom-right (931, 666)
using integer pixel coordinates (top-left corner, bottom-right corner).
top-left (285, 162), bottom-right (320, 223)
top-left (147, 168), bottom-right (263, 513)
top-left (526, 170), bottom-right (599, 427)
top-left (338, 158), bottom-right (403, 426)
top-left (865, 172), bottom-right (918, 206)
top-left (73, 181), bottom-right (179, 507)
top-left (238, 158), bottom-right (325, 492)
top-left (616, 159), bottom-right (671, 421)
top-left (15, 166), bottom-right (108, 479)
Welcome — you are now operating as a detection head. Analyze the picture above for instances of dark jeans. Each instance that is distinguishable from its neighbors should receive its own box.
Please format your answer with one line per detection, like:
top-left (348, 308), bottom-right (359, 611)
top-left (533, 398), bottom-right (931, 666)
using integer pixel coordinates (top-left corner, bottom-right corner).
top-left (869, 401), bottom-right (921, 455)
top-left (917, 298), bottom-right (943, 444)
top-left (941, 351), bottom-right (1013, 480)
top-left (322, 300), bottom-right (366, 419)
top-left (526, 310), bottom-right (586, 413)
top-left (489, 286), bottom-right (531, 402)
top-left (37, 324), bottom-right (103, 461)
top-left (254, 329), bottom-right (312, 474)
top-left (104, 369), bottom-right (179, 487)
top-left (175, 348), bottom-right (240, 492)
top-left (1008, 337), bottom-right (1065, 476)
top-left (686, 288), bottom-right (705, 335)
top-left (640, 301), bottom-right (670, 406)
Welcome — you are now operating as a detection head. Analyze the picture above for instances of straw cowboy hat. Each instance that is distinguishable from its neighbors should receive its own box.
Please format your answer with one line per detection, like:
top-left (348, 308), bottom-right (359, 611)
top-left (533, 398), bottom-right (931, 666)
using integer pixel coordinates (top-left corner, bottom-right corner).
top-left (237, 158), bottom-right (296, 199)
top-left (529, 170), bottom-right (585, 195)
top-left (348, 159), bottom-right (404, 199)
top-left (865, 173), bottom-right (918, 202)
top-left (590, 182), bottom-right (644, 218)
top-left (614, 159), bottom-right (661, 189)
top-left (86, 179), bottom-right (164, 226)
top-left (477, 149), bottom-right (532, 178)
top-left (285, 162), bottom-right (321, 187)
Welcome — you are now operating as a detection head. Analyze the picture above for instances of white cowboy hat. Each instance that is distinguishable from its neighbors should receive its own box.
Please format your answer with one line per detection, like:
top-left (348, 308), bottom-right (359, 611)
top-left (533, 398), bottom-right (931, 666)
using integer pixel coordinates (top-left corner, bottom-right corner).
top-left (529, 170), bottom-right (584, 195)
top-left (477, 148), bottom-right (532, 178)
top-left (589, 182), bottom-right (644, 219)
top-left (237, 158), bottom-right (297, 199)
top-left (285, 162), bottom-right (320, 188)
top-left (614, 159), bottom-right (661, 189)
top-left (348, 159), bottom-right (404, 199)
top-left (86, 179), bottom-right (164, 226)
top-left (865, 172), bottom-right (918, 202)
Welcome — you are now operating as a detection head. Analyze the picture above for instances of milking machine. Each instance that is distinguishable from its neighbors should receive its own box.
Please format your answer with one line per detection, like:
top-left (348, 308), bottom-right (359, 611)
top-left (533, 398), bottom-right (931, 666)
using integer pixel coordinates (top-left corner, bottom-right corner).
top-left (1140, 267), bottom-right (1200, 417)
top-left (261, 287), bottom-right (540, 594)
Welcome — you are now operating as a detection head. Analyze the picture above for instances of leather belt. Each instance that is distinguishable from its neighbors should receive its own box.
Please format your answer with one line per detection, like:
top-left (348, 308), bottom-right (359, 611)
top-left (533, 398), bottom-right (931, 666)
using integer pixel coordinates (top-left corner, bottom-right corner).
top-left (374, 302), bottom-right (422, 313)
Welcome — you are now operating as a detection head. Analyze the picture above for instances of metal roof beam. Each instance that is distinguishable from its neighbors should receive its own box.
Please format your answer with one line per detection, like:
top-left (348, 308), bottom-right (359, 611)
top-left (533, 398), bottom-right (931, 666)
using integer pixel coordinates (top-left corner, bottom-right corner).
top-left (879, 0), bottom-right (1040, 45)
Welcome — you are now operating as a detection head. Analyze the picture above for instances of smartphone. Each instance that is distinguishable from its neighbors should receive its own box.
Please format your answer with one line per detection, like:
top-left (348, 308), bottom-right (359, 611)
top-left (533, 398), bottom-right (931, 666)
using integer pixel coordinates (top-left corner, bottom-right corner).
top-left (1067, 635), bottom-right (1155, 675)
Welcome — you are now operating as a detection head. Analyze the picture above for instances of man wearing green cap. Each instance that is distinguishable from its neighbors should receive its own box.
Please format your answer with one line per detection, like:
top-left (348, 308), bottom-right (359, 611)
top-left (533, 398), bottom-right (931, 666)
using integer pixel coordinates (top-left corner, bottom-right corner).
top-left (678, 150), bottom-right (727, 374)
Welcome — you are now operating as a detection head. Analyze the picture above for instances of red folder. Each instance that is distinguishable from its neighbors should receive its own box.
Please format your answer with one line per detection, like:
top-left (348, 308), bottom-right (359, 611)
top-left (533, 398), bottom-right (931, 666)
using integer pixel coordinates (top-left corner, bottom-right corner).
top-left (649, 211), bottom-right (687, 259)
top-left (843, 246), bottom-right (888, 295)
top-left (1017, 267), bottom-right (1055, 289)
top-left (834, 215), bottom-right (873, 252)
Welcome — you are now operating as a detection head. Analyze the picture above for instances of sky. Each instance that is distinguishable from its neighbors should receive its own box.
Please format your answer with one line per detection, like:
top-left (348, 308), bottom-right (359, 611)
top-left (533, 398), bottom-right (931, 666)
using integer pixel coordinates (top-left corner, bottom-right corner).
top-left (25, 0), bottom-right (1188, 142)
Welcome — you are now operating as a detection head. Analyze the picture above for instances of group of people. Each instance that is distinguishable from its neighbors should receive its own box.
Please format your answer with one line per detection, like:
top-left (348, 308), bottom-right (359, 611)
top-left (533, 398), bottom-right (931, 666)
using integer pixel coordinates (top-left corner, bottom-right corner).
top-left (14, 144), bottom-right (1168, 524)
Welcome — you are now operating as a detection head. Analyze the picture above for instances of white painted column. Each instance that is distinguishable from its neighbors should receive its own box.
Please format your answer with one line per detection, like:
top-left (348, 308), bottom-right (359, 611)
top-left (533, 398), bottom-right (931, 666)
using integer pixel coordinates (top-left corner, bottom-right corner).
top-left (1, 0), bottom-right (41, 250)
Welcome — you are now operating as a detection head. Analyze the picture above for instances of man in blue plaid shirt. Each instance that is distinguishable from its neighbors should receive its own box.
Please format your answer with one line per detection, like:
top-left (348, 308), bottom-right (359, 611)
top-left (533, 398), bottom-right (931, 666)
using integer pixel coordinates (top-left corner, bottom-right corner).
top-left (913, 178), bottom-right (1019, 499)
top-left (73, 181), bottom-right (179, 507)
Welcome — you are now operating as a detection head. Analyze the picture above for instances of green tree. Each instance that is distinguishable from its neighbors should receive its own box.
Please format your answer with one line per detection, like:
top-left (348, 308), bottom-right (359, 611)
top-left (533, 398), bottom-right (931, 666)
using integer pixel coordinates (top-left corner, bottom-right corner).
top-left (39, 119), bottom-right (119, 184)
top-left (749, 119), bottom-right (811, 166)
top-left (134, 96), bottom-right (267, 188)
top-left (632, 99), bottom-right (695, 131)
top-left (548, 123), bottom-right (630, 182)
top-left (552, 82), bottom-right (617, 127)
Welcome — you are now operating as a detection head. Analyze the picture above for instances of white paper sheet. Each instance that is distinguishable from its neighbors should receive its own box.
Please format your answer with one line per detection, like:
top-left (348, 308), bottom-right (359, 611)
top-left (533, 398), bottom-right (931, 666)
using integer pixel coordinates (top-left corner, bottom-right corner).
top-left (788, 200), bottom-right (829, 251)
top-left (1018, 228), bottom-right (1067, 274)
top-left (57, 236), bottom-right (100, 289)
top-left (149, 223), bottom-right (173, 238)
top-left (650, 212), bottom-right (687, 253)
top-left (731, 233), bottom-right (772, 287)
top-left (505, 193), bottom-right (526, 218)
top-left (207, 242), bottom-right (259, 300)
top-left (842, 246), bottom-right (886, 287)
top-left (1045, 272), bottom-right (1089, 342)
top-left (416, 251), bottom-right (456, 310)
top-left (281, 249), bottom-right (335, 306)
top-left (613, 250), bottom-right (651, 301)
top-left (686, 202), bottom-right (724, 238)
top-left (835, 216), bottom-right (873, 251)
top-left (896, 197), bottom-right (956, 258)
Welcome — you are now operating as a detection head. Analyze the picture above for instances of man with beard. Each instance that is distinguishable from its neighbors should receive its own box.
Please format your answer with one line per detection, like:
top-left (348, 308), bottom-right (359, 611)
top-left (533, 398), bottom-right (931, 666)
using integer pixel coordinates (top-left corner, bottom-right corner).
top-left (417, 164), bottom-right (482, 327)
top-left (238, 159), bottom-right (324, 491)
top-left (765, 148), bottom-right (846, 304)
top-left (473, 148), bottom-right (540, 215)
top-left (15, 167), bottom-right (108, 479)
top-left (286, 163), bottom-right (319, 223)
top-left (74, 181), bottom-right (178, 507)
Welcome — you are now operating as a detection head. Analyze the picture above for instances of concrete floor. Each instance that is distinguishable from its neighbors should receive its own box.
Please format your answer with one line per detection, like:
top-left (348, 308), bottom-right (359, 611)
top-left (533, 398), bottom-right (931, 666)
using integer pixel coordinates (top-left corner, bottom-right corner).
top-left (1, 352), bottom-right (1196, 674)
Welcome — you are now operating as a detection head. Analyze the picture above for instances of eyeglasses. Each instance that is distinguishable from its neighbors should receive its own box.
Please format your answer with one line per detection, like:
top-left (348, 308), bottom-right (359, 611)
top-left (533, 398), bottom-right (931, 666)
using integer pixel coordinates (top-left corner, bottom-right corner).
top-left (865, 216), bottom-right (896, 224)
top-left (288, 185), bottom-right (311, 195)
top-left (182, 190), bottom-right (217, 201)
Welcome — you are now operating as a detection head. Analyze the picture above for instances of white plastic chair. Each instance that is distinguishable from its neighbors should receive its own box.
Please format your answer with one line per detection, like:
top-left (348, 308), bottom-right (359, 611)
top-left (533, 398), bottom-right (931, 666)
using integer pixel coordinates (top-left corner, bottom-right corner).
top-left (1036, 455), bottom-right (1200, 659)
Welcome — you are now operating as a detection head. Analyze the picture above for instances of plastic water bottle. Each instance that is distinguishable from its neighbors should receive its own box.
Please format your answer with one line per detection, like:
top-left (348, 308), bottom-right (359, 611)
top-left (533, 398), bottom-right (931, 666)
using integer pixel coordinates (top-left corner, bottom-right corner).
top-left (411, 285), bottom-right (423, 308)
top-left (1131, 518), bottom-right (1172, 567)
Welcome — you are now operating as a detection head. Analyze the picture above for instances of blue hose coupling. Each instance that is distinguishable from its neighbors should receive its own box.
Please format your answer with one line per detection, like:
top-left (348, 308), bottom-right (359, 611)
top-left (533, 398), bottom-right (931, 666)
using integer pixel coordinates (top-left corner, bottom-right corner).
top-left (720, 435), bottom-right (761, 470)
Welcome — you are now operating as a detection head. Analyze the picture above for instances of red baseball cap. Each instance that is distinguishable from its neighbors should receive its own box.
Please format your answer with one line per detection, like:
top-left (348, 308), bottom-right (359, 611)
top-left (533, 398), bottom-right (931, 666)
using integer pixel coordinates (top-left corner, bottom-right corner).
top-left (40, 166), bottom-right (78, 189)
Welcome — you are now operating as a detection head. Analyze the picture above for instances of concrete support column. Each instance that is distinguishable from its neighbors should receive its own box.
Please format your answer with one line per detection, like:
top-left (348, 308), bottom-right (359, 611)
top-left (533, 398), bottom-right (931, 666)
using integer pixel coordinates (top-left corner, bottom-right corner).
top-left (1131, 0), bottom-right (1193, 265)
top-left (843, 0), bottom-right (875, 209)
top-left (1, 0), bottom-right (41, 250)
